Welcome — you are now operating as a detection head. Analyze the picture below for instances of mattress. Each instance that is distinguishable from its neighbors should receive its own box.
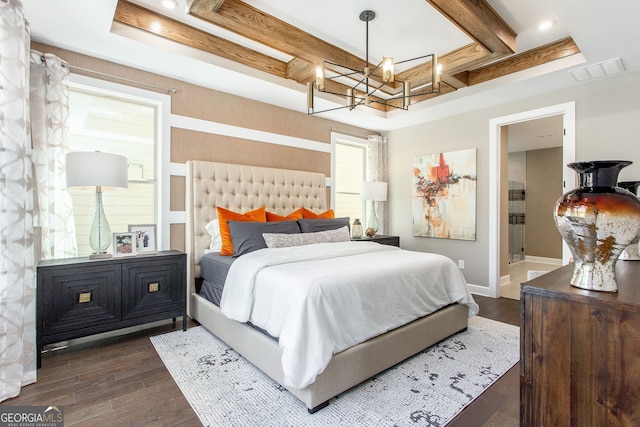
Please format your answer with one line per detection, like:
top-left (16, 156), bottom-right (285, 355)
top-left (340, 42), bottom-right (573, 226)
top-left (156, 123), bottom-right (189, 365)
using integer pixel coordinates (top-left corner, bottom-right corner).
top-left (200, 252), bottom-right (234, 285)
top-left (199, 252), bottom-right (235, 306)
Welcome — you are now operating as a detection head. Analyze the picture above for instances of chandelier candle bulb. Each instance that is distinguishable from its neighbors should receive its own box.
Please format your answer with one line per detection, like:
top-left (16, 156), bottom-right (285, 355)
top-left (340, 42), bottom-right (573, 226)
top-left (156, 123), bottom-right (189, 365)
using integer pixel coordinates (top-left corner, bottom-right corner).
top-left (432, 54), bottom-right (439, 89)
top-left (383, 57), bottom-right (394, 82)
top-left (315, 66), bottom-right (324, 90)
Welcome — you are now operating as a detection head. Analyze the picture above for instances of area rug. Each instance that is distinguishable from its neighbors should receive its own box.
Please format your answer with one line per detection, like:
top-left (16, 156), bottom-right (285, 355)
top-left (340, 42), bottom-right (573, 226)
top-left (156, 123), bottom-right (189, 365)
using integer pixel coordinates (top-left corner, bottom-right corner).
top-left (150, 316), bottom-right (519, 427)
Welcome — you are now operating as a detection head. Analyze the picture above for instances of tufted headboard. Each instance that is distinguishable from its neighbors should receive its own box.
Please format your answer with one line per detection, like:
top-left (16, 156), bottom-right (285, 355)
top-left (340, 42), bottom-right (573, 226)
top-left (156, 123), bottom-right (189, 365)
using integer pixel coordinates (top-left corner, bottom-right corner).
top-left (185, 161), bottom-right (327, 296)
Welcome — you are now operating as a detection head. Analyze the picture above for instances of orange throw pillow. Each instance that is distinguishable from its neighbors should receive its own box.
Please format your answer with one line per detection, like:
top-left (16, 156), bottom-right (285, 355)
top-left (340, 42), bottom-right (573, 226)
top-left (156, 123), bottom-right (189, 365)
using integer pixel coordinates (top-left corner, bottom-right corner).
top-left (217, 206), bottom-right (266, 256)
top-left (266, 208), bottom-right (303, 222)
top-left (300, 207), bottom-right (335, 219)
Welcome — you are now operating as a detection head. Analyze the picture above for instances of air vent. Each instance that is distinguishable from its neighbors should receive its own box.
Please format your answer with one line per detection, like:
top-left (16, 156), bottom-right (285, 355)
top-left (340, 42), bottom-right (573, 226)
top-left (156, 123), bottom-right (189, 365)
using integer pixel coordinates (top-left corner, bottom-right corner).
top-left (570, 58), bottom-right (625, 82)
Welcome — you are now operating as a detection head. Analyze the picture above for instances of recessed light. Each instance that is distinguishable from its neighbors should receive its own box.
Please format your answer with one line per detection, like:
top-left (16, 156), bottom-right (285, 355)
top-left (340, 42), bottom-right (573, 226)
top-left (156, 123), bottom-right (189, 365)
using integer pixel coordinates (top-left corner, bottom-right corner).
top-left (150, 22), bottom-right (162, 32)
top-left (538, 20), bottom-right (553, 31)
top-left (161, 0), bottom-right (178, 9)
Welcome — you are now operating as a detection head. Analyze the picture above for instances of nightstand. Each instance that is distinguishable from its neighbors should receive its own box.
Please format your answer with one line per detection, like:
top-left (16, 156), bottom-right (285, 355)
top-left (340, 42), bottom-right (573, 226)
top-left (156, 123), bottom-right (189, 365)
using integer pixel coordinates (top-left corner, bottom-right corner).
top-left (351, 234), bottom-right (400, 247)
top-left (36, 250), bottom-right (186, 368)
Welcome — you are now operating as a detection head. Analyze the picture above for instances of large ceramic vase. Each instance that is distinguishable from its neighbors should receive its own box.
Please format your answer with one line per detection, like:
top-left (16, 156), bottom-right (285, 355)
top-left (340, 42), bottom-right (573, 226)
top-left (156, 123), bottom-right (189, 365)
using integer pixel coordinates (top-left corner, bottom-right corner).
top-left (554, 161), bottom-right (640, 292)
top-left (618, 181), bottom-right (640, 260)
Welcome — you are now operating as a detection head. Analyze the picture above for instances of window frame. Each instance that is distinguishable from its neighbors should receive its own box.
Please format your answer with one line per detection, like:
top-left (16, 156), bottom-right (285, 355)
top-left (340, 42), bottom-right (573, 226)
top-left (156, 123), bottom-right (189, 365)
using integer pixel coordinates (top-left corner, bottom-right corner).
top-left (67, 74), bottom-right (171, 250)
top-left (331, 132), bottom-right (369, 224)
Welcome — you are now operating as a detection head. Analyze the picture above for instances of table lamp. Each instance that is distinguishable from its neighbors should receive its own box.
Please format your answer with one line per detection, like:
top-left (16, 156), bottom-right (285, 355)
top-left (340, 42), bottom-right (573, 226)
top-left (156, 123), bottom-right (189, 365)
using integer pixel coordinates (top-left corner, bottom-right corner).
top-left (66, 151), bottom-right (128, 258)
top-left (360, 181), bottom-right (387, 237)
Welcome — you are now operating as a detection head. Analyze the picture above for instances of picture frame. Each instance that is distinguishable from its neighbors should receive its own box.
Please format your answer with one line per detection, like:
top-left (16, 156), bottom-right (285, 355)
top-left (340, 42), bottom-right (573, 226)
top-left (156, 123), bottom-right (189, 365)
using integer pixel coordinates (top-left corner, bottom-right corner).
top-left (113, 232), bottom-right (137, 257)
top-left (128, 224), bottom-right (158, 255)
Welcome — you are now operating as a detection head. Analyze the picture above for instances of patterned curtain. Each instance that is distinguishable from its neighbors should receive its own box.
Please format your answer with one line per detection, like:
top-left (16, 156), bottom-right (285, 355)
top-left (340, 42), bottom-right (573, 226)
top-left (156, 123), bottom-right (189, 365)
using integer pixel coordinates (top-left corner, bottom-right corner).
top-left (367, 135), bottom-right (388, 234)
top-left (30, 51), bottom-right (77, 260)
top-left (1, 0), bottom-right (78, 402)
top-left (0, 0), bottom-right (37, 402)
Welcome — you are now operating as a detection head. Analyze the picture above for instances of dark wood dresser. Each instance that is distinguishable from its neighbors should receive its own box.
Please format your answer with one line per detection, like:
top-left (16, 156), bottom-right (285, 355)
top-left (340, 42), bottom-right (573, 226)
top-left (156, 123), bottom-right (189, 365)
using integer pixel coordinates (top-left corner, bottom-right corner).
top-left (37, 250), bottom-right (186, 368)
top-left (351, 234), bottom-right (400, 247)
top-left (520, 261), bottom-right (640, 426)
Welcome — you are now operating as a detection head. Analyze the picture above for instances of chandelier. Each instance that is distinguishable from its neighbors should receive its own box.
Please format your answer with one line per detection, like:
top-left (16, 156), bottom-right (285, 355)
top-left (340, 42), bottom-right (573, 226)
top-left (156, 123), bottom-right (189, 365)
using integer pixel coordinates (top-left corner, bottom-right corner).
top-left (306, 10), bottom-right (442, 115)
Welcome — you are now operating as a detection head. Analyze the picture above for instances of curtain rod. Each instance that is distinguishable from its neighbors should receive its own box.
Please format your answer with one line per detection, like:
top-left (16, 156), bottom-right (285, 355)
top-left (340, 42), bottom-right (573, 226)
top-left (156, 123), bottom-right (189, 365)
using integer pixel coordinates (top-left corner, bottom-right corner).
top-left (65, 64), bottom-right (177, 95)
top-left (331, 127), bottom-right (378, 140)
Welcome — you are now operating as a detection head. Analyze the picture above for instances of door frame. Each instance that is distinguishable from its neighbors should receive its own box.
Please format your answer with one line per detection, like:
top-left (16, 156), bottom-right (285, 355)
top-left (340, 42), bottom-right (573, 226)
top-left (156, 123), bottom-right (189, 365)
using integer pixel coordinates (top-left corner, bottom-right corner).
top-left (488, 101), bottom-right (576, 297)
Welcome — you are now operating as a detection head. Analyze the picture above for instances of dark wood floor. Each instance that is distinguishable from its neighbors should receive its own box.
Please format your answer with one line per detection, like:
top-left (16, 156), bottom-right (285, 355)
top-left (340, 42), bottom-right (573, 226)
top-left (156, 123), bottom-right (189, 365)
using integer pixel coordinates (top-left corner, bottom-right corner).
top-left (2, 295), bottom-right (520, 426)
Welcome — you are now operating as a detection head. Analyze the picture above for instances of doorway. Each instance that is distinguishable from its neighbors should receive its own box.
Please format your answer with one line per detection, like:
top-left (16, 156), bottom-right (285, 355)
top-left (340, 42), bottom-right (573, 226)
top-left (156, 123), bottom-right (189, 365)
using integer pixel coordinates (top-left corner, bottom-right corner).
top-left (488, 102), bottom-right (576, 298)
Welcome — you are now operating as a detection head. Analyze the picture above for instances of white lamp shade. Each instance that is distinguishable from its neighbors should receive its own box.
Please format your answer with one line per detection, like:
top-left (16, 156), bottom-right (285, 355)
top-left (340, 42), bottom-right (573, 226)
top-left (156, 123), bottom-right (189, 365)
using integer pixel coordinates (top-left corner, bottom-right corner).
top-left (360, 181), bottom-right (388, 201)
top-left (66, 151), bottom-right (128, 189)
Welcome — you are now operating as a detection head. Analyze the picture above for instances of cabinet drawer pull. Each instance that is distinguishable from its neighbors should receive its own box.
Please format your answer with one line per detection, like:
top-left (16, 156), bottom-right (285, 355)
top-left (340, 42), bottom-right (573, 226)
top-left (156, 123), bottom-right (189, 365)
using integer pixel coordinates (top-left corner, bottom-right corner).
top-left (78, 292), bottom-right (92, 303)
top-left (148, 283), bottom-right (159, 292)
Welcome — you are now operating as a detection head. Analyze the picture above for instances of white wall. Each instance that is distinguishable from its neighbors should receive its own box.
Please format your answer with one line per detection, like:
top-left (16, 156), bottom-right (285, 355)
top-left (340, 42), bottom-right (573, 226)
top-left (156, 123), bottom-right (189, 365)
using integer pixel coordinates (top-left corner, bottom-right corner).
top-left (387, 69), bottom-right (640, 293)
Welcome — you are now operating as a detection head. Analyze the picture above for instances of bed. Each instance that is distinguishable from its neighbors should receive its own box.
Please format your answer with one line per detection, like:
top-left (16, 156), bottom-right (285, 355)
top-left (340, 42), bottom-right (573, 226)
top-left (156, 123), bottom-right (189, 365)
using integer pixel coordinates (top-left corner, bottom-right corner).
top-left (185, 160), bottom-right (478, 413)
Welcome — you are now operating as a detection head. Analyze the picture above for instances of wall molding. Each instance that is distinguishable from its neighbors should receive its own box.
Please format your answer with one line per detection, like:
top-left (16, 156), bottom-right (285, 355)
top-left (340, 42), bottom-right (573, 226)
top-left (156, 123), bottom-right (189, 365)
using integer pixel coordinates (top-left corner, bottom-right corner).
top-left (171, 114), bottom-right (332, 153)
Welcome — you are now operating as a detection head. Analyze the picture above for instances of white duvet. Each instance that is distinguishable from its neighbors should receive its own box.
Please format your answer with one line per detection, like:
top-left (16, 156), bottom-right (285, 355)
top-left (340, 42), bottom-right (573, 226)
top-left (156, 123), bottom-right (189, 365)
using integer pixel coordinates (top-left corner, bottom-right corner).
top-left (220, 241), bottom-right (479, 389)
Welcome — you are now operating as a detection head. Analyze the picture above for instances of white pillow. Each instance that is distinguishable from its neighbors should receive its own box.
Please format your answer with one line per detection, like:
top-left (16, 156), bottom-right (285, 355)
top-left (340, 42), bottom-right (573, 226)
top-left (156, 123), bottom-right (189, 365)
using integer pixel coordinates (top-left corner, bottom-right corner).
top-left (263, 226), bottom-right (350, 249)
top-left (205, 218), bottom-right (222, 253)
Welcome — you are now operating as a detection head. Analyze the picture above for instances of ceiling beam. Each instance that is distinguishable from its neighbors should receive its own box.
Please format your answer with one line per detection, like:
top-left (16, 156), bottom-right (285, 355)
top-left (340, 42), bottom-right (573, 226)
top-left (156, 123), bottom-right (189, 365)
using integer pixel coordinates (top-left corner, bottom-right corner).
top-left (463, 37), bottom-right (581, 86)
top-left (188, 0), bottom-right (367, 74)
top-left (113, 1), bottom-right (286, 77)
top-left (425, 0), bottom-right (517, 55)
top-left (186, 0), bottom-right (226, 14)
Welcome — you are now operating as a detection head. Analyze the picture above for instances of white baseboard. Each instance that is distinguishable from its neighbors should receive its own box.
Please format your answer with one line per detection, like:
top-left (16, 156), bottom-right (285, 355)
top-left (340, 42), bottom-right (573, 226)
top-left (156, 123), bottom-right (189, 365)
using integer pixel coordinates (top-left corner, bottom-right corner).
top-left (500, 274), bottom-right (511, 287)
top-left (467, 283), bottom-right (491, 297)
top-left (525, 255), bottom-right (562, 265)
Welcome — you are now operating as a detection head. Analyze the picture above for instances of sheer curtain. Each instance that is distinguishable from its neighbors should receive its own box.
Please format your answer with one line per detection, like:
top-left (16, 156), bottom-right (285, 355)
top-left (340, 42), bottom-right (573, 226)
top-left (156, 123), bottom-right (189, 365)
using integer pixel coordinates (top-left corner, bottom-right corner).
top-left (1, 0), bottom-right (77, 402)
top-left (30, 51), bottom-right (77, 260)
top-left (0, 0), bottom-right (37, 402)
top-left (367, 135), bottom-right (388, 234)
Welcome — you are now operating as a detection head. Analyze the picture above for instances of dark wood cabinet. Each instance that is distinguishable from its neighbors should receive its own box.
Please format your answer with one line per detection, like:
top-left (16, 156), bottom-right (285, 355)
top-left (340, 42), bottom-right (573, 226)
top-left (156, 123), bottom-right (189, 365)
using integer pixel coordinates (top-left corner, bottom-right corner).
top-left (37, 250), bottom-right (186, 367)
top-left (520, 262), bottom-right (640, 426)
top-left (351, 234), bottom-right (400, 247)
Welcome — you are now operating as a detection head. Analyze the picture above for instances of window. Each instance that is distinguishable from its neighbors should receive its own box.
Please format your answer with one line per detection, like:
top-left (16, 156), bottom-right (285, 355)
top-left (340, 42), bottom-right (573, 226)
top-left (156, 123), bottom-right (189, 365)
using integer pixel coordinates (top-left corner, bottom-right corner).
top-left (67, 85), bottom-right (158, 256)
top-left (334, 137), bottom-right (367, 225)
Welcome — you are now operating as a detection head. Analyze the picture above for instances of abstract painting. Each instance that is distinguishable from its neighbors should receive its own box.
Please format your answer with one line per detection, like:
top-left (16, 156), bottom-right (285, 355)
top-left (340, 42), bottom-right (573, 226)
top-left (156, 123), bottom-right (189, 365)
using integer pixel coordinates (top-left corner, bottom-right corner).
top-left (412, 149), bottom-right (477, 240)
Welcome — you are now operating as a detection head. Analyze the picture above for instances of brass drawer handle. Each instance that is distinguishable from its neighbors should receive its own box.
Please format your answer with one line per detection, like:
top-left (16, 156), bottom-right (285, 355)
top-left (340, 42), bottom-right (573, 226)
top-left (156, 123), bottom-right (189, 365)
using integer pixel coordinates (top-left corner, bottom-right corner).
top-left (148, 283), bottom-right (159, 292)
top-left (78, 292), bottom-right (92, 303)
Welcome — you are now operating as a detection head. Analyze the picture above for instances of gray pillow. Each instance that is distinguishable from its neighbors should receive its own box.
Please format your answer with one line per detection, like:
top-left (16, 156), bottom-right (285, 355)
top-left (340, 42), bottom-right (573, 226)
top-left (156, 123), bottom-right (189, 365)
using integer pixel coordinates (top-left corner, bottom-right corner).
top-left (297, 217), bottom-right (350, 233)
top-left (228, 220), bottom-right (301, 257)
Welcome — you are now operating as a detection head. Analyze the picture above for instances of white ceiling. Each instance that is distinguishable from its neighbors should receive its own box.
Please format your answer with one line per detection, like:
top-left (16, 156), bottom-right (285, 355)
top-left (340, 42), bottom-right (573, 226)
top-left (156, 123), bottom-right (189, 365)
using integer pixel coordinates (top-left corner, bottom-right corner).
top-left (23, 0), bottom-right (640, 132)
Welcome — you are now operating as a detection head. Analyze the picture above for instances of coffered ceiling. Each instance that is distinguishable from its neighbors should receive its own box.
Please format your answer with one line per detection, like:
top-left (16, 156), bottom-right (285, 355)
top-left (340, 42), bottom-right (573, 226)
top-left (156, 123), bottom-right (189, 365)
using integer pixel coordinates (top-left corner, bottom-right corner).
top-left (23, 0), bottom-right (640, 131)
top-left (113, 0), bottom-right (579, 114)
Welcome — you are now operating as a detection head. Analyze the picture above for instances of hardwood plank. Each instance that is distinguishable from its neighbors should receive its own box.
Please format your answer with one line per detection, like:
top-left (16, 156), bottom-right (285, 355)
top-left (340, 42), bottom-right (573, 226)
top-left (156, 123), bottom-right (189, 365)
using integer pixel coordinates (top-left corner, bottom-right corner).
top-left (2, 298), bottom-right (520, 427)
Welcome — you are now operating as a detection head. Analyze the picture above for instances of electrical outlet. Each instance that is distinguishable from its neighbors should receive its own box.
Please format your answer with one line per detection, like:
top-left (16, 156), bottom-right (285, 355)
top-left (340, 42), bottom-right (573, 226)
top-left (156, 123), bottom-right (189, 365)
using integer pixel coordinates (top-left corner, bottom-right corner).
top-left (458, 260), bottom-right (465, 269)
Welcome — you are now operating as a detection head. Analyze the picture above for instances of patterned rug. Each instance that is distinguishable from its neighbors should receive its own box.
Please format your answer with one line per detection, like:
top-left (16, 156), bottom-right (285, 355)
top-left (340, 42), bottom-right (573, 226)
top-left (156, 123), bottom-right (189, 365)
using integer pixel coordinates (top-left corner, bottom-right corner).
top-left (151, 316), bottom-right (519, 427)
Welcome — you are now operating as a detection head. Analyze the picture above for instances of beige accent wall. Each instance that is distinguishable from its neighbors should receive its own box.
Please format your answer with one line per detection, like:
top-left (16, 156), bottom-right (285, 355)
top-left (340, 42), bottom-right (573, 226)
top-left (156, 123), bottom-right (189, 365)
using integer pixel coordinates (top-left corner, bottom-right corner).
top-left (170, 128), bottom-right (331, 173)
top-left (32, 41), bottom-right (374, 251)
top-left (525, 148), bottom-right (563, 259)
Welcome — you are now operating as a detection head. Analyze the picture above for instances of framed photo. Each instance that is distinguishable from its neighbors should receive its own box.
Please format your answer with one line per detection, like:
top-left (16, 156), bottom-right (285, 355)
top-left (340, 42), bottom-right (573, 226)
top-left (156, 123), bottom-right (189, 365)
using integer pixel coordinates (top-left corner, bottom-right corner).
top-left (113, 232), bottom-right (137, 257)
top-left (128, 224), bottom-right (157, 254)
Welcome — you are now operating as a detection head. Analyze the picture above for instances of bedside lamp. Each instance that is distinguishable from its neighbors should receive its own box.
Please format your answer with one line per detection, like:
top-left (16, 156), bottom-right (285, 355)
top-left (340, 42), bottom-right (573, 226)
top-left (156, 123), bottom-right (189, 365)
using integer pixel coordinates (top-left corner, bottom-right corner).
top-left (66, 151), bottom-right (128, 258)
top-left (360, 181), bottom-right (387, 237)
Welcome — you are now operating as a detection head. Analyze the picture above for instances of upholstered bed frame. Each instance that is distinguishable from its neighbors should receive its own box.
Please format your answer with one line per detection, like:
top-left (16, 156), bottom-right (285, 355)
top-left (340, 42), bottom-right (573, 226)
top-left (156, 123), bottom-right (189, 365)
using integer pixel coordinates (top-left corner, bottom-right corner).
top-left (185, 160), bottom-right (469, 412)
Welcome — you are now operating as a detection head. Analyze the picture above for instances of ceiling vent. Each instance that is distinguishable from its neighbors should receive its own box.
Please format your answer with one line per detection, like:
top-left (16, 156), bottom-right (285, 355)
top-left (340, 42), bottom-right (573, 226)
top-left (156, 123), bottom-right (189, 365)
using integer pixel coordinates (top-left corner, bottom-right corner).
top-left (570, 58), bottom-right (625, 82)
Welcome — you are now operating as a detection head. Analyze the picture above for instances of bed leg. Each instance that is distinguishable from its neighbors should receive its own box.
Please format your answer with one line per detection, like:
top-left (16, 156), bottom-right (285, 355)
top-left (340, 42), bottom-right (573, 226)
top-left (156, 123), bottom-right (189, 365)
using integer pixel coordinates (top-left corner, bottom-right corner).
top-left (307, 400), bottom-right (330, 414)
